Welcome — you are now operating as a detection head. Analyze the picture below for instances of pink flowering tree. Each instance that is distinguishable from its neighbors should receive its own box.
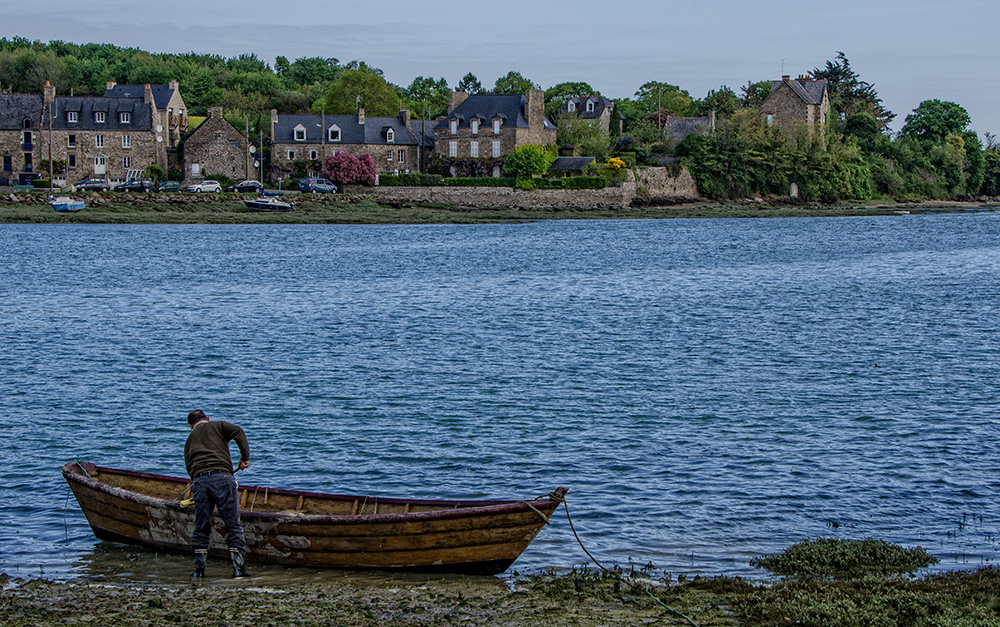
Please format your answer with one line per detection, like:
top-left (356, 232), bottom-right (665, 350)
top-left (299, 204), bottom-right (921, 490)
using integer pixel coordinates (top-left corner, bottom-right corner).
top-left (320, 152), bottom-right (377, 187)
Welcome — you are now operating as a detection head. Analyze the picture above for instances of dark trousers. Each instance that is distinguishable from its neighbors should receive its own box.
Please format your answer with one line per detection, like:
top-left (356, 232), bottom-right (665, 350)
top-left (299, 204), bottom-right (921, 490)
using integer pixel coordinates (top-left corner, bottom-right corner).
top-left (191, 470), bottom-right (245, 552)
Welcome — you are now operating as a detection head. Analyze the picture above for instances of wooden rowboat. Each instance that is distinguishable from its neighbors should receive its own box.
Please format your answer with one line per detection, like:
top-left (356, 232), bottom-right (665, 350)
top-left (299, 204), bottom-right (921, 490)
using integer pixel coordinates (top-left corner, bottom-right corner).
top-left (63, 461), bottom-right (567, 575)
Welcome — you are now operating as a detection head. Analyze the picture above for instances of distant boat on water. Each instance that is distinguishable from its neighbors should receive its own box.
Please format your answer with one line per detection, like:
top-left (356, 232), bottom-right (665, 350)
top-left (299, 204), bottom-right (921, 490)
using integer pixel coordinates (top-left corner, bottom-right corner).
top-left (48, 195), bottom-right (86, 212)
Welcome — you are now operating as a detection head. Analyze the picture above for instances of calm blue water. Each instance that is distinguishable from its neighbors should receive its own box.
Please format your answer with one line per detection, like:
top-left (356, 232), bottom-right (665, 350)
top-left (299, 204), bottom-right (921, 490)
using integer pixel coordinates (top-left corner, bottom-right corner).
top-left (3, 213), bottom-right (1000, 581)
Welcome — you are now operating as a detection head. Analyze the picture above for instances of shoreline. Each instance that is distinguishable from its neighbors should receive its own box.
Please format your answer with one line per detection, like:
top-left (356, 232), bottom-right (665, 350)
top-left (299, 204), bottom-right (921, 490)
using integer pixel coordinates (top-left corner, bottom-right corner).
top-left (0, 191), bottom-right (996, 224)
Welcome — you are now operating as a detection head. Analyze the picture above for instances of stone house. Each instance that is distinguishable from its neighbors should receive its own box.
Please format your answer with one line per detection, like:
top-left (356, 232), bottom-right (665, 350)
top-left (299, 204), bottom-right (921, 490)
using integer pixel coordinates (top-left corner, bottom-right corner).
top-left (105, 81), bottom-right (189, 147)
top-left (561, 96), bottom-right (615, 132)
top-left (270, 108), bottom-right (434, 180)
top-left (761, 75), bottom-right (829, 131)
top-left (0, 93), bottom-right (43, 186)
top-left (0, 82), bottom-right (168, 185)
top-left (181, 106), bottom-right (251, 183)
top-left (435, 89), bottom-right (556, 176)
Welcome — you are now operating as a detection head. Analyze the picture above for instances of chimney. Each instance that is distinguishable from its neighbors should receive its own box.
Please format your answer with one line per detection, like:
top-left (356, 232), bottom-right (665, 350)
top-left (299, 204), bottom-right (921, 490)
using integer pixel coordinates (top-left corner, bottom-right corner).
top-left (208, 106), bottom-right (223, 119)
top-left (270, 108), bottom-right (278, 141)
top-left (106, 81), bottom-right (116, 91)
top-left (708, 110), bottom-right (716, 130)
top-left (144, 83), bottom-right (153, 104)
top-left (43, 80), bottom-right (55, 104)
top-left (525, 89), bottom-right (544, 128)
top-left (358, 107), bottom-right (365, 125)
top-left (398, 109), bottom-right (410, 126)
top-left (169, 79), bottom-right (179, 91)
top-left (781, 75), bottom-right (790, 82)
top-left (448, 91), bottom-right (468, 113)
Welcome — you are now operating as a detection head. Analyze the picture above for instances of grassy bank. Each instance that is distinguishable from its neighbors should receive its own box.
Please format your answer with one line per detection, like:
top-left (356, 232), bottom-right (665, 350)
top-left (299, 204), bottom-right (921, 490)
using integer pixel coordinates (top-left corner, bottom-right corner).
top-left (3, 565), bottom-right (999, 626)
top-left (1, 192), bottom-right (995, 224)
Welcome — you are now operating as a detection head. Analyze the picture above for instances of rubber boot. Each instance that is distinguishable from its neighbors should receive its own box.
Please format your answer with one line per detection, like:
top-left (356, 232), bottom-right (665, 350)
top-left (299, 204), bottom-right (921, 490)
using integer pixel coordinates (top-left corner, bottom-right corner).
top-left (230, 548), bottom-right (248, 579)
top-left (192, 550), bottom-right (207, 579)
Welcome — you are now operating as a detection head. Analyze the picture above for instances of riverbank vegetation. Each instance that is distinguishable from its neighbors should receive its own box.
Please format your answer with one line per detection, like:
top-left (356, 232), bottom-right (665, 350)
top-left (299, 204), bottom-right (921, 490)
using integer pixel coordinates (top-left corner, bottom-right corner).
top-left (3, 539), bottom-right (998, 626)
top-left (3, 40), bottom-right (997, 206)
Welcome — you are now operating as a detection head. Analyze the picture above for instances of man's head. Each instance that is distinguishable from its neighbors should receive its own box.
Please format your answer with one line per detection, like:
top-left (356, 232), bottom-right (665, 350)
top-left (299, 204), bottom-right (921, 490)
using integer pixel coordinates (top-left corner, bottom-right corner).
top-left (187, 410), bottom-right (209, 427)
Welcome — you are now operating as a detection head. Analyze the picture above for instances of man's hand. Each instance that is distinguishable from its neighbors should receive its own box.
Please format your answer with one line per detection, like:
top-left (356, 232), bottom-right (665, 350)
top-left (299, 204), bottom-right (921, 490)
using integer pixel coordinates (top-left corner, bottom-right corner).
top-left (238, 460), bottom-right (250, 471)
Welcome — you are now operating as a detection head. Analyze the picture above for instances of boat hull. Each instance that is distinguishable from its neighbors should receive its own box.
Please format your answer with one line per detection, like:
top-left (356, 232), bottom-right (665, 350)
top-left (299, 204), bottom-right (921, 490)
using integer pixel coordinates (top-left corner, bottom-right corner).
top-left (244, 198), bottom-right (293, 212)
top-left (63, 461), bottom-right (566, 574)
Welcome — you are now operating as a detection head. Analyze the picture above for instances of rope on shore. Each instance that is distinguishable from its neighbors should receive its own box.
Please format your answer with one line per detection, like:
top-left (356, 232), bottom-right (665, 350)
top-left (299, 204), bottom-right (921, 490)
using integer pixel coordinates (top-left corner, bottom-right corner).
top-left (549, 492), bottom-right (701, 627)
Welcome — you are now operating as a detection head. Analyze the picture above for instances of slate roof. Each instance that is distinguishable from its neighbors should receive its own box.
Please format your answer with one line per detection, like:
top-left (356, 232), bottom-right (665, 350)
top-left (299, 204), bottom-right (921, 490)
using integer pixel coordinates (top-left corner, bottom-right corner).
top-left (435, 94), bottom-right (556, 130)
top-left (562, 96), bottom-right (614, 120)
top-left (767, 78), bottom-right (828, 105)
top-left (0, 94), bottom-right (42, 130)
top-left (663, 116), bottom-right (713, 143)
top-left (273, 114), bottom-right (432, 146)
top-left (104, 84), bottom-right (177, 110)
top-left (549, 156), bottom-right (594, 171)
top-left (49, 96), bottom-right (154, 131)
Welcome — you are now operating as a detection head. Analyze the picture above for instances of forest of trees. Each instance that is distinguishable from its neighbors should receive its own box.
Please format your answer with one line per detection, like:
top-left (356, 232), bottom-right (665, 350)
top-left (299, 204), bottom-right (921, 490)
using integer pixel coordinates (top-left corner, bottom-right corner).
top-left (3, 38), bottom-right (997, 202)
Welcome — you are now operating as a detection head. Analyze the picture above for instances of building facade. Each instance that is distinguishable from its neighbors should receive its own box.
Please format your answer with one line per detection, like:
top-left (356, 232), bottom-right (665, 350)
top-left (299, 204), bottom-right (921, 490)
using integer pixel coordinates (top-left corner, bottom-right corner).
top-left (761, 75), bottom-right (829, 131)
top-left (270, 108), bottom-right (435, 180)
top-left (181, 106), bottom-right (251, 183)
top-left (434, 89), bottom-right (557, 175)
top-left (561, 96), bottom-right (615, 132)
top-left (105, 81), bottom-right (189, 147)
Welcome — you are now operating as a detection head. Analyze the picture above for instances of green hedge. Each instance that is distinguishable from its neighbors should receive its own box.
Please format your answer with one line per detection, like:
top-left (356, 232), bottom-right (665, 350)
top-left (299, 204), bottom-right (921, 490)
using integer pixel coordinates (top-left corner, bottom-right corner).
top-left (379, 173), bottom-right (445, 187)
top-left (444, 177), bottom-right (517, 187)
top-left (32, 178), bottom-right (51, 189)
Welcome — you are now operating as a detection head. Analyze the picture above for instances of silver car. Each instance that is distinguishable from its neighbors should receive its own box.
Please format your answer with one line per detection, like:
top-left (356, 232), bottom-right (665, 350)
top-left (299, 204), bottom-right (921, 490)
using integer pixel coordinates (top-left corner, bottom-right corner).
top-left (186, 180), bottom-right (222, 193)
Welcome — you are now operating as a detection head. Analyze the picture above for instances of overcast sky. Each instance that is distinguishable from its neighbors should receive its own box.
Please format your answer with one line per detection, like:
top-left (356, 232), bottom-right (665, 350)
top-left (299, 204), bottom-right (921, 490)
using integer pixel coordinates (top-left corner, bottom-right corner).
top-left (5, 0), bottom-right (998, 136)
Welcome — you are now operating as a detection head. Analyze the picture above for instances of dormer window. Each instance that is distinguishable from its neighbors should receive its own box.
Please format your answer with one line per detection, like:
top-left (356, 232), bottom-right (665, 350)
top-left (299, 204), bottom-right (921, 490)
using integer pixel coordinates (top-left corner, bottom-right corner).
top-left (567, 100), bottom-right (576, 112)
top-left (95, 111), bottom-right (106, 123)
top-left (386, 128), bottom-right (394, 143)
top-left (586, 100), bottom-right (595, 113)
top-left (493, 118), bottom-right (502, 134)
top-left (294, 124), bottom-right (306, 141)
top-left (120, 112), bottom-right (131, 124)
top-left (67, 111), bottom-right (78, 123)
top-left (470, 119), bottom-right (479, 135)
top-left (450, 119), bottom-right (458, 135)
top-left (328, 124), bottom-right (341, 141)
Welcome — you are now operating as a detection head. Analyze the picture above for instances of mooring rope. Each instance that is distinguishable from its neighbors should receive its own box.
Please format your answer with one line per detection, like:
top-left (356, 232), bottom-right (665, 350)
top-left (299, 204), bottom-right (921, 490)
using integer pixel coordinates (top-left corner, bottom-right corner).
top-left (548, 492), bottom-right (701, 627)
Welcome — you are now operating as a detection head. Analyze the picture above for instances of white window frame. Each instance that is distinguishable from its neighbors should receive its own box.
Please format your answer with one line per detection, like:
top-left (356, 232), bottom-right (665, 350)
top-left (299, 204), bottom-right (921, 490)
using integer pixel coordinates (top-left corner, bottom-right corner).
top-left (448, 141), bottom-right (457, 157)
top-left (398, 149), bottom-right (405, 164)
top-left (586, 100), bottom-right (595, 113)
top-left (95, 111), bottom-right (106, 123)
top-left (470, 141), bottom-right (479, 158)
top-left (120, 112), bottom-right (131, 124)
top-left (95, 134), bottom-right (105, 148)
top-left (288, 150), bottom-right (296, 160)
top-left (493, 119), bottom-right (502, 134)
top-left (387, 149), bottom-right (393, 161)
top-left (121, 134), bottom-right (131, 149)
top-left (122, 155), bottom-right (131, 169)
top-left (470, 119), bottom-right (479, 135)
top-left (67, 134), bottom-right (76, 149)
top-left (450, 119), bottom-right (458, 135)
top-left (309, 149), bottom-right (318, 160)
top-left (567, 100), bottom-right (576, 112)
top-left (386, 128), bottom-right (394, 143)
top-left (492, 141), bottom-right (501, 157)
top-left (294, 124), bottom-right (306, 141)
top-left (67, 111), bottom-right (78, 123)
top-left (328, 125), bottom-right (341, 141)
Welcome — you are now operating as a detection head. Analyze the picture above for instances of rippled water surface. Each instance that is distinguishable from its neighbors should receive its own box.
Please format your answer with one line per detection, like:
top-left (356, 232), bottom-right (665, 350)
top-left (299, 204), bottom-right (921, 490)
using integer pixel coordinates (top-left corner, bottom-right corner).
top-left (3, 214), bottom-right (1000, 581)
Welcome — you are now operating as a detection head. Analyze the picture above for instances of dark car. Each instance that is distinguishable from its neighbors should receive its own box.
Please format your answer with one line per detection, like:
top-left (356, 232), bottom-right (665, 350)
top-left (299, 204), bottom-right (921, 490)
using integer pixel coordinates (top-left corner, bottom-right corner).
top-left (156, 181), bottom-right (181, 192)
top-left (227, 180), bottom-right (264, 193)
top-left (76, 178), bottom-right (110, 192)
top-left (299, 177), bottom-right (337, 194)
top-left (114, 179), bottom-right (155, 193)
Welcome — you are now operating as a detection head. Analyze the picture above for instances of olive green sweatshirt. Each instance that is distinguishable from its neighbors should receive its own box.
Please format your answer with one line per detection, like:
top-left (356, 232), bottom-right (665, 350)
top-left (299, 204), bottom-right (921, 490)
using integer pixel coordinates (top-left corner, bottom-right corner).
top-left (184, 420), bottom-right (250, 478)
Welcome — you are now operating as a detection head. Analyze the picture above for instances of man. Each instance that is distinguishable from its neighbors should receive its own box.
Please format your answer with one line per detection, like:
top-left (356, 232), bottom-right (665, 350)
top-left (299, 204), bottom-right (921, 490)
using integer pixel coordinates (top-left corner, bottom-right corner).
top-left (184, 409), bottom-right (251, 579)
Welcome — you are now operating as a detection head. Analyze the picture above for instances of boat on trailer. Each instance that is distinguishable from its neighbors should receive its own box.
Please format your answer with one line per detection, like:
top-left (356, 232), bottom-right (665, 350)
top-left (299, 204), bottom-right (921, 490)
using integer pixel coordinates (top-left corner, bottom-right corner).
top-left (63, 461), bottom-right (567, 574)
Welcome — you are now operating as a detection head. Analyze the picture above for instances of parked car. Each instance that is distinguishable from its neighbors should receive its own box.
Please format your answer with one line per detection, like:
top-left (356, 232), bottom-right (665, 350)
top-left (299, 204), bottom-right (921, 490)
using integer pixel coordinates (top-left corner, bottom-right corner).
top-left (114, 179), bottom-right (155, 193)
top-left (76, 178), bottom-right (111, 192)
top-left (187, 180), bottom-right (222, 193)
top-left (299, 177), bottom-right (337, 194)
top-left (227, 180), bottom-right (264, 193)
top-left (156, 181), bottom-right (181, 192)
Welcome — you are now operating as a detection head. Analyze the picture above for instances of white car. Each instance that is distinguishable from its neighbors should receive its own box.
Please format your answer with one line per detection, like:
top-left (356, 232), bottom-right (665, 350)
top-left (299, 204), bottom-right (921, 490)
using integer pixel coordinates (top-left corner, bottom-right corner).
top-left (187, 180), bottom-right (222, 193)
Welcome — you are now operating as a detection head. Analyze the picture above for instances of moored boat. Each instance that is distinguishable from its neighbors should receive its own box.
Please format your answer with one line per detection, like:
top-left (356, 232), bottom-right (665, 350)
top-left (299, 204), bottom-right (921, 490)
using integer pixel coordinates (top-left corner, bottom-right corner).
top-left (48, 195), bottom-right (86, 212)
top-left (63, 461), bottom-right (567, 574)
top-left (244, 196), bottom-right (294, 212)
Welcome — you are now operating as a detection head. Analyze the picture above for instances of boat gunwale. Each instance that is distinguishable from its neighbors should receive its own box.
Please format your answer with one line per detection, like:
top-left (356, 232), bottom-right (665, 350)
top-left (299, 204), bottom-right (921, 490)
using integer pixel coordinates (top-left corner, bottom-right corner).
top-left (63, 461), bottom-right (567, 526)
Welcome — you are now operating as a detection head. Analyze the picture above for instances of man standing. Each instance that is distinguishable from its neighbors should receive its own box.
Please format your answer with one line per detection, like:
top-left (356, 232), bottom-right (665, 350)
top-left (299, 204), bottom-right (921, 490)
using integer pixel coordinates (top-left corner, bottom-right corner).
top-left (184, 409), bottom-right (251, 579)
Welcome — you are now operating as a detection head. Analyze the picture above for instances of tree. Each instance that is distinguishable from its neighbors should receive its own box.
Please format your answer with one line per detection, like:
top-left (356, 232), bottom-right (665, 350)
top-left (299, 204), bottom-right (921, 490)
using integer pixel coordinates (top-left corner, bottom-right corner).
top-left (844, 113), bottom-right (880, 150)
top-left (493, 71), bottom-right (540, 94)
top-left (689, 86), bottom-right (740, 118)
top-left (900, 99), bottom-right (972, 144)
top-left (740, 80), bottom-right (772, 109)
top-left (323, 63), bottom-right (399, 116)
top-left (502, 145), bottom-right (555, 178)
top-left (544, 81), bottom-right (600, 120)
top-left (811, 52), bottom-right (895, 131)
top-left (633, 81), bottom-right (693, 118)
top-left (455, 72), bottom-right (482, 94)
top-left (404, 76), bottom-right (450, 117)
top-left (320, 152), bottom-right (376, 187)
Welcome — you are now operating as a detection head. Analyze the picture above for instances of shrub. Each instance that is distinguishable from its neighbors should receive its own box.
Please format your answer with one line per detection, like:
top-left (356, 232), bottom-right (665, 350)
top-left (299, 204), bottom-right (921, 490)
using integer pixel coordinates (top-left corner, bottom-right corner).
top-left (379, 173), bottom-right (444, 187)
top-left (750, 538), bottom-right (938, 580)
top-left (32, 178), bottom-right (51, 189)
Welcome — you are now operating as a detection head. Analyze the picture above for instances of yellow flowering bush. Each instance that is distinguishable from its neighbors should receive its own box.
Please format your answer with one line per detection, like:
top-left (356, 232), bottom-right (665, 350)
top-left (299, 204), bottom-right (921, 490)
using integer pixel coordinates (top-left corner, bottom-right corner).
top-left (605, 157), bottom-right (626, 171)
